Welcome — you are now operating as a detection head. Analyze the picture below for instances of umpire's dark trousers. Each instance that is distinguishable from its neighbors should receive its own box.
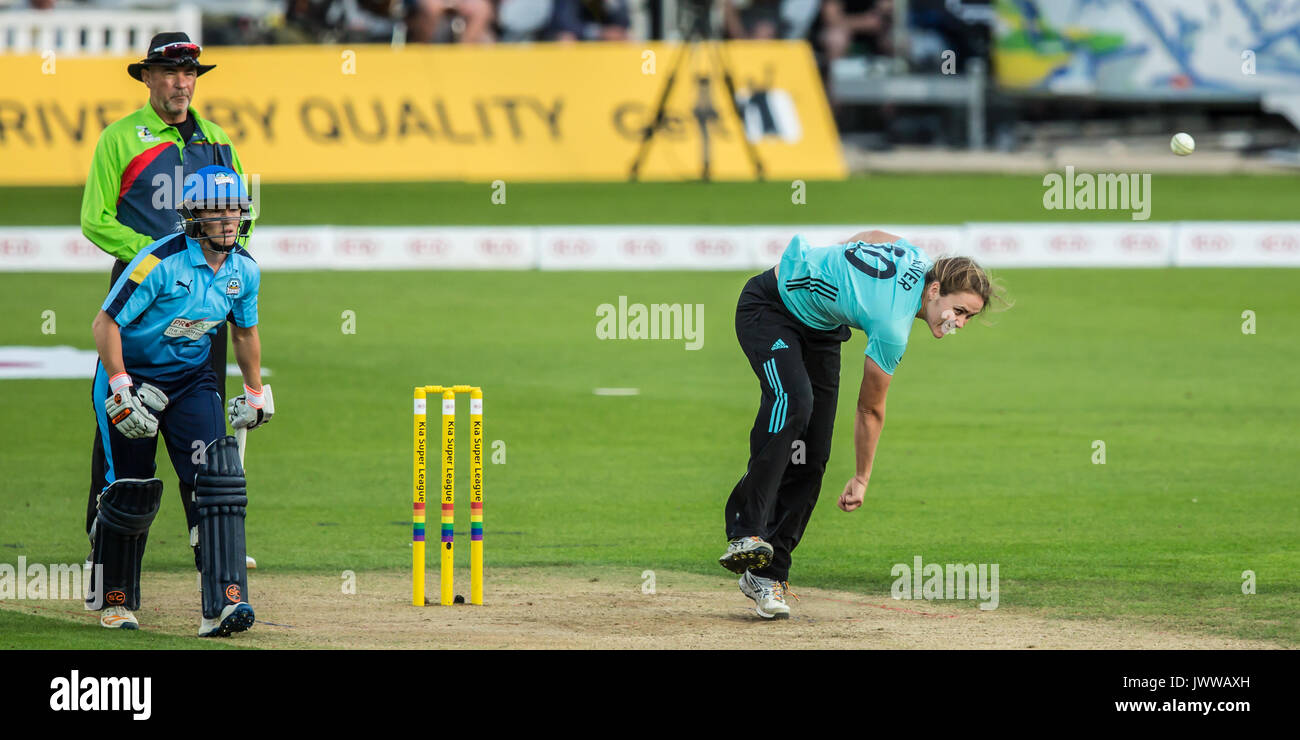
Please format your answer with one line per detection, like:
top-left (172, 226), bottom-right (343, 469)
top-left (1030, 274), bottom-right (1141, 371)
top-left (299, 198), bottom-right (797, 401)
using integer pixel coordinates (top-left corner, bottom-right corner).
top-left (85, 259), bottom-right (229, 534)
top-left (725, 268), bottom-right (849, 582)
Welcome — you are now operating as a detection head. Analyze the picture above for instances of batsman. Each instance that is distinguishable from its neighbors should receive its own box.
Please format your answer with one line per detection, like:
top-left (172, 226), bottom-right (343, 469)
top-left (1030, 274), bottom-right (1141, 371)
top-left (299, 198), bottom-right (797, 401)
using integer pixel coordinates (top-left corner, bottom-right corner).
top-left (87, 165), bottom-right (272, 636)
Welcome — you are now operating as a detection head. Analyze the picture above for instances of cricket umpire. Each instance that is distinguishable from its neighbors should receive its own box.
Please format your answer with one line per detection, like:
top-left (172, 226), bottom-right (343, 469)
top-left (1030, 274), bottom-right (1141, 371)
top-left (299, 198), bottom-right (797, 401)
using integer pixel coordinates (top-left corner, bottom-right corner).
top-left (719, 230), bottom-right (1004, 619)
top-left (88, 165), bottom-right (269, 636)
top-left (80, 32), bottom-right (256, 564)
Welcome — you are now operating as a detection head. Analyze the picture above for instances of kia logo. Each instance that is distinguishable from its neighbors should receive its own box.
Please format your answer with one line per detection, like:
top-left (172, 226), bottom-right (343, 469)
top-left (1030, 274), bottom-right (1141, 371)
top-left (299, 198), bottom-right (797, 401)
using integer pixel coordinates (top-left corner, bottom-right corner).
top-left (1191, 235), bottom-right (1230, 252)
top-left (1120, 234), bottom-right (1160, 251)
top-left (693, 239), bottom-right (735, 256)
top-left (1260, 234), bottom-right (1299, 253)
top-left (550, 239), bottom-right (594, 256)
top-left (0, 239), bottom-right (36, 257)
top-left (408, 238), bottom-right (451, 256)
top-left (1049, 235), bottom-right (1090, 252)
top-left (338, 239), bottom-right (378, 256)
top-left (622, 239), bottom-right (663, 256)
top-left (765, 240), bottom-right (785, 256)
top-left (478, 239), bottom-right (519, 255)
top-left (64, 240), bottom-right (97, 257)
top-left (977, 236), bottom-right (1019, 253)
top-left (276, 238), bottom-right (319, 255)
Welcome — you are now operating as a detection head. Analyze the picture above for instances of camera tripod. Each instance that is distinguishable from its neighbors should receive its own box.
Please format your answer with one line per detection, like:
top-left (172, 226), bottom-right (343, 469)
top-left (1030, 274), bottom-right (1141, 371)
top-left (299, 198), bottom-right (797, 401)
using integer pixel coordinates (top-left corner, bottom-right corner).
top-left (627, 5), bottom-right (766, 182)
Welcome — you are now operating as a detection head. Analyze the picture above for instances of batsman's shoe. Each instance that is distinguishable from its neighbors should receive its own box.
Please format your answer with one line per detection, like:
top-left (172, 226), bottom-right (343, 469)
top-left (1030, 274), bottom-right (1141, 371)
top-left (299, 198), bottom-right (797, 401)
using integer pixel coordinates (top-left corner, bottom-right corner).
top-left (739, 572), bottom-right (791, 620)
top-left (198, 602), bottom-right (255, 638)
top-left (246, 554), bottom-right (257, 569)
top-left (99, 606), bottom-right (139, 630)
top-left (718, 536), bottom-right (774, 573)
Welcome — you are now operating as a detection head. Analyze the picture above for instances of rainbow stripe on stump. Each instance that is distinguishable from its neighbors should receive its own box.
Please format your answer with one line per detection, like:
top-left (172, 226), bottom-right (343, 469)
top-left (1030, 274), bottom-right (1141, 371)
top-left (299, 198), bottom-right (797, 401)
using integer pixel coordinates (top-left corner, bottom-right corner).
top-left (412, 502), bottom-right (426, 542)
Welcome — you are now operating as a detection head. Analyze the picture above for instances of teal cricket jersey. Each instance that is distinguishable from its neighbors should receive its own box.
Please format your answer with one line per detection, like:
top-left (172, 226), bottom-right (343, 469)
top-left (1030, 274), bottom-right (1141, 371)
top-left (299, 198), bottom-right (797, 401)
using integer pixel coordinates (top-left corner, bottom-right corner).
top-left (102, 233), bottom-right (259, 384)
top-left (777, 234), bottom-right (933, 375)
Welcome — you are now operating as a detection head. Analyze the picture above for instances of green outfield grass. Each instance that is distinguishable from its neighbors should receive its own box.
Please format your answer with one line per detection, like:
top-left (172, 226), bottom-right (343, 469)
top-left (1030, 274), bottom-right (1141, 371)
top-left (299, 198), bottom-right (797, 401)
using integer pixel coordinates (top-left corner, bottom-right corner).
top-left (1, 267), bottom-right (1297, 645)
top-left (5, 173), bottom-right (1300, 225)
top-left (0, 610), bottom-right (245, 650)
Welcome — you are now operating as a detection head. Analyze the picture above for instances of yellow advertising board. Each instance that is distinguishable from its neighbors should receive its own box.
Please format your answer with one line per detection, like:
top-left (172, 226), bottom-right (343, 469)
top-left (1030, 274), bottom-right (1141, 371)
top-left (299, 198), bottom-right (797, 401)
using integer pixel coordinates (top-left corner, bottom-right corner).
top-left (0, 42), bottom-right (845, 185)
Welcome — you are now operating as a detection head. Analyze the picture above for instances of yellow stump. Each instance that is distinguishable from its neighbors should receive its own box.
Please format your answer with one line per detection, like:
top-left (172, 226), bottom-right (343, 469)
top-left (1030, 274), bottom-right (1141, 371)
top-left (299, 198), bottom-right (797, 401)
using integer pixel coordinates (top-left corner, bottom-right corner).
top-left (470, 388), bottom-right (484, 605)
top-left (440, 389), bottom-right (456, 606)
top-left (412, 387), bottom-right (427, 606)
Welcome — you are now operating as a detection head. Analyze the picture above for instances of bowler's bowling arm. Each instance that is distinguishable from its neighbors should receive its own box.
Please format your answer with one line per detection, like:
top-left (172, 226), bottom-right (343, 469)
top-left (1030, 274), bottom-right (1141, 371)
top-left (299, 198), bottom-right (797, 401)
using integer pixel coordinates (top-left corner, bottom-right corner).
top-left (852, 355), bottom-right (892, 485)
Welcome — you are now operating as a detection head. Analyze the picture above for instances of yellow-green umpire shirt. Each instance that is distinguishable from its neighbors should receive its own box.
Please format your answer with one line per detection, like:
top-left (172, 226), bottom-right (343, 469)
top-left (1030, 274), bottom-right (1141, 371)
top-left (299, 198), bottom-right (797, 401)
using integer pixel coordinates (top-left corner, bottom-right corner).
top-left (81, 103), bottom-right (253, 263)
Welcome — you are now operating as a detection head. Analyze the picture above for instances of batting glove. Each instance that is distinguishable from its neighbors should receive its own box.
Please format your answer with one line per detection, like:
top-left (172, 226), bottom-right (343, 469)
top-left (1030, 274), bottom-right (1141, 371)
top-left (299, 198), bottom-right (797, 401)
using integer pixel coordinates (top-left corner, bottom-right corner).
top-left (104, 373), bottom-right (168, 439)
top-left (228, 384), bottom-right (272, 430)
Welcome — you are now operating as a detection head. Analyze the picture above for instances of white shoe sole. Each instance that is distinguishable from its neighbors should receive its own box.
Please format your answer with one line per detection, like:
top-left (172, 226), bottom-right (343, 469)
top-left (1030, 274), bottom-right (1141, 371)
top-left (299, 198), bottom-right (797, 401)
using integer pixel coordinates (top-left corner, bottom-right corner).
top-left (99, 614), bottom-right (139, 630)
top-left (199, 602), bottom-right (255, 637)
top-left (738, 575), bottom-right (790, 620)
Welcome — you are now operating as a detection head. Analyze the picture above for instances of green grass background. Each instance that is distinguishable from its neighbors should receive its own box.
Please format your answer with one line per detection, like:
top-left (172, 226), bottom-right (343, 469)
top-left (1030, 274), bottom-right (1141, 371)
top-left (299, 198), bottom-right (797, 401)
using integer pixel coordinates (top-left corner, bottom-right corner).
top-left (1, 175), bottom-right (1297, 647)
top-left (7, 173), bottom-right (1300, 224)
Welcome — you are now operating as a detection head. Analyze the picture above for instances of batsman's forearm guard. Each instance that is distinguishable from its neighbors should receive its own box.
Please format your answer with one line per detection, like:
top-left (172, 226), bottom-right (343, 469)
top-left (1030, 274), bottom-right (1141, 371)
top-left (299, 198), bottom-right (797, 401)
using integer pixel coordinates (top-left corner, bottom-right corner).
top-left (194, 436), bottom-right (250, 619)
top-left (88, 478), bottom-right (164, 611)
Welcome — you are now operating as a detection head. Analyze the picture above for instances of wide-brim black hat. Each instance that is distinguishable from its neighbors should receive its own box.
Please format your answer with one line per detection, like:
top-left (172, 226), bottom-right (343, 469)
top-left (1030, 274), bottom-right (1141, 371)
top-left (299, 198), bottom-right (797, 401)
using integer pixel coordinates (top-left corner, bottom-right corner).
top-left (128, 32), bottom-right (215, 81)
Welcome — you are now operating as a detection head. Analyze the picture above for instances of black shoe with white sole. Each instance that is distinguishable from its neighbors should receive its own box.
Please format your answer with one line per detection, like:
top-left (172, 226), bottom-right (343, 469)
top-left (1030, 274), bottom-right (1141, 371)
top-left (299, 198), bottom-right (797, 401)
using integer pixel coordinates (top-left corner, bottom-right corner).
top-left (198, 602), bottom-right (255, 638)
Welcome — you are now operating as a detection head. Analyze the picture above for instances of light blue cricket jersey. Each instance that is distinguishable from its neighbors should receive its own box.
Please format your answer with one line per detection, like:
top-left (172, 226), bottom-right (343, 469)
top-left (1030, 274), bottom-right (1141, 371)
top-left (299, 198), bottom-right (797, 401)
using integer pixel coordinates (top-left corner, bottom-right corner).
top-left (777, 234), bottom-right (933, 375)
top-left (102, 232), bottom-right (259, 383)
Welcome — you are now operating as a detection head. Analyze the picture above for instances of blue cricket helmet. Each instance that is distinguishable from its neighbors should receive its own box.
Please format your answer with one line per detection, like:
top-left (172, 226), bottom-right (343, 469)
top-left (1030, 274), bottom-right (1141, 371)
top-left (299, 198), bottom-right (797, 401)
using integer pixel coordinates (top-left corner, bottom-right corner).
top-left (179, 165), bottom-right (253, 253)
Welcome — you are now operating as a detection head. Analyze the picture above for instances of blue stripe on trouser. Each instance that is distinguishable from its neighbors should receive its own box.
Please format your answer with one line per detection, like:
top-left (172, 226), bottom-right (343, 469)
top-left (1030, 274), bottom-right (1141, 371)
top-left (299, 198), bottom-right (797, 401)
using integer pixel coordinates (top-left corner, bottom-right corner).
top-left (92, 362), bottom-right (117, 486)
top-left (763, 358), bottom-right (788, 433)
top-left (761, 359), bottom-right (776, 431)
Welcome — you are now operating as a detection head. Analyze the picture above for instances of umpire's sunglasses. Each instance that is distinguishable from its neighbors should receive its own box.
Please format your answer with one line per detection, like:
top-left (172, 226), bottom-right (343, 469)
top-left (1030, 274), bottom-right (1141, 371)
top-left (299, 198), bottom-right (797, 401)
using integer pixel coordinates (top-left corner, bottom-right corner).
top-left (151, 41), bottom-right (202, 61)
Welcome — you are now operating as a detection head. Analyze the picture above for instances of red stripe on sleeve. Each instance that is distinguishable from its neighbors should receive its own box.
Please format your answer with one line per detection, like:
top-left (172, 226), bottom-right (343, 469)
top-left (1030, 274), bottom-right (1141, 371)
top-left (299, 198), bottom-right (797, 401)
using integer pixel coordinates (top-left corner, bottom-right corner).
top-left (117, 142), bottom-right (174, 204)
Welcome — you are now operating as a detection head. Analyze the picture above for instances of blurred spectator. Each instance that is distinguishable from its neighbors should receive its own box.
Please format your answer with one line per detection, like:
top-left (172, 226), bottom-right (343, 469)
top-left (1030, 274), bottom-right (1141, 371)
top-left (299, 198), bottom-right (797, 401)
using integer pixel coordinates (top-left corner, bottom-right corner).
top-left (497, 0), bottom-right (627, 42)
top-left (575, 0), bottom-right (630, 41)
top-left (724, 0), bottom-right (820, 40)
top-left (407, 0), bottom-right (496, 43)
top-left (820, 0), bottom-right (893, 65)
top-left (29, 0), bottom-right (57, 8)
top-left (282, 0), bottom-right (494, 43)
top-left (906, 0), bottom-right (987, 72)
top-left (282, 0), bottom-right (396, 43)
top-left (498, 0), bottom-right (572, 41)
top-left (725, 0), bottom-right (781, 39)
top-left (282, 1), bottom-right (344, 43)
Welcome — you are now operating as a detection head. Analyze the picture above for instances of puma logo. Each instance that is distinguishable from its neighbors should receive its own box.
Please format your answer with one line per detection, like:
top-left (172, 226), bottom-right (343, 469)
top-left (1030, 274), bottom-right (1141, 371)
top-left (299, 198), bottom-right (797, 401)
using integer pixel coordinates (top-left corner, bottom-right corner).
top-left (175, 279), bottom-right (192, 294)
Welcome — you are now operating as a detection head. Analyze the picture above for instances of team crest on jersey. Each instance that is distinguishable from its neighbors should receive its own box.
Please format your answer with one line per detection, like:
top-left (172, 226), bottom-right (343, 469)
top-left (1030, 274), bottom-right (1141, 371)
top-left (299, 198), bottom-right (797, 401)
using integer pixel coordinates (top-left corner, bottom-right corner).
top-left (135, 125), bottom-right (160, 143)
top-left (225, 278), bottom-right (241, 296)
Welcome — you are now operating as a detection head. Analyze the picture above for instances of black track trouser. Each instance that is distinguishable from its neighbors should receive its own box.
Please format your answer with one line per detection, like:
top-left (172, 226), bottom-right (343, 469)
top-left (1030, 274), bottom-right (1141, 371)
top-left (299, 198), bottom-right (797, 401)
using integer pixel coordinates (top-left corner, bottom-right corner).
top-left (725, 268), bottom-right (849, 582)
top-left (86, 258), bottom-right (229, 535)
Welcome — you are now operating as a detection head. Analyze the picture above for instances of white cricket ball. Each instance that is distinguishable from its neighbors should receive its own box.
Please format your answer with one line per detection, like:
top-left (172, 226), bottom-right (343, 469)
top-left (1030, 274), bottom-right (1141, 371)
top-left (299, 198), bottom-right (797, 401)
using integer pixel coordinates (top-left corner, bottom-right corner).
top-left (1170, 132), bottom-right (1195, 156)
